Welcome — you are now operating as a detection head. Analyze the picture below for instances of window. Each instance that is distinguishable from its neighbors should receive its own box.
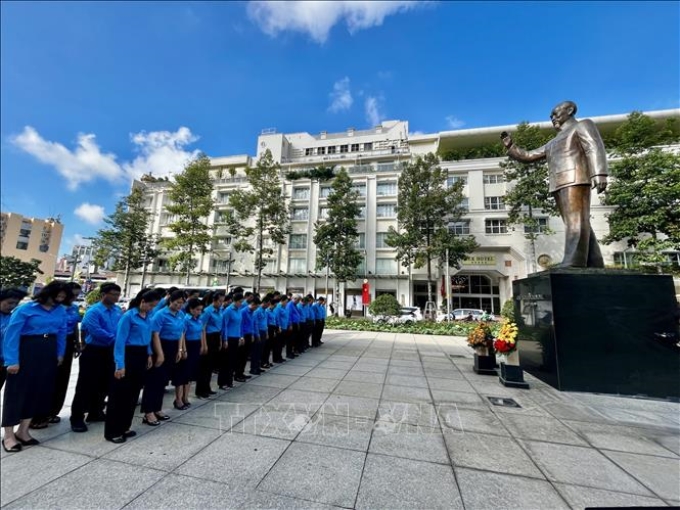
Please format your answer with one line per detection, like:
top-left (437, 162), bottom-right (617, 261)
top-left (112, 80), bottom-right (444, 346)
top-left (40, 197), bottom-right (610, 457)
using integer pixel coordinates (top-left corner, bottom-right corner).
top-left (484, 196), bottom-right (505, 210)
top-left (376, 163), bottom-right (395, 173)
top-left (263, 258), bottom-right (278, 272)
top-left (376, 204), bottom-right (397, 218)
top-left (292, 208), bottom-right (309, 221)
top-left (293, 188), bottom-right (310, 200)
top-left (485, 219), bottom-right (508, 234)
top-left (328, 146), bottom-right (336, 154)
top-left (449, 221), bottom-right (470, 235)
top-left (447, 175), bottom-right (468, 187)
top-left (16, 241), bottom-right (28, 250)
top-left (319, 207), bottom-right (330, 220)
top-left (355, 233), bottom-right (366, 249)
top-left (460, 198), bottom-right (469, 211)
top-left (524, 218), bottom-right (549, 234)
top-left (376, 181), bottom-right (397, 196)
top-left (305, 148), bottom-right (313, 156)
top-left (19, 229), bottom-right (31, 238)
top-left (352, 183), bottom-right (367, 196)
top-left (340, 145), bottom-right (348, 153)
top-left (376, 232), bottom-right (390, 248)
top-left (364, 142), bottom-right (373, 151)
top-left (212, 259), bottom-right (230, 272)
top-left (218, 192), bottom-right (231, 204)
top-left (351, 143), bottom-right (359, 152)
top-left (358, 205), bottom-right (366, 219)
top-left (319, 187), bottom-right (332, 198)
top-left (318, 147), bottom-right (326, 155)
top-left (484, 174), bottom-right (505, 184)
top-left (289, 258), bottom-right (307, 273)
top-left (213, 237), bottom-right (232, 248)
top-left (214, 211), bottom-right (232, 224)
top-left (289, 234), bottom-right (307, 249)
top-left (376, 258), bottom-right (398, 274)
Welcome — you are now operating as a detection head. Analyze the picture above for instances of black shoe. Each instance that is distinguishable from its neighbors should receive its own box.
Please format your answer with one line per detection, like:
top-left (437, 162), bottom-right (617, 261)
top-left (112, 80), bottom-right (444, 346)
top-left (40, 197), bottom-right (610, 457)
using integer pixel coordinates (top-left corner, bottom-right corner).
top-left (71, 421), bottom-right (88, 433)
top-left (208, 390), bottom-right (217, 395)
top-left (49, 416), bottom-right (61, 424)
top-left (249, 371), bottom-right (261, 376)
top-left (2, 439), bottom-right (22, 453)
top-left (154, 413), bottom-right (171, 421)
top-left (196, 393), bottom-right (209, 399)
top-left (86, 413), bottom-right (106, 423)
top-left (17, 436), bottom-right (40, 446)
top-left (142, 417), bottom-right (161, 426)
top-left (105, 436), bottom-right (126, 444)
top-left (123, 430), bottom-right (137, 438)
top-left (234, 377), bottom-right (247, 383)
top-left (173, 401), bottom-right (189, 411)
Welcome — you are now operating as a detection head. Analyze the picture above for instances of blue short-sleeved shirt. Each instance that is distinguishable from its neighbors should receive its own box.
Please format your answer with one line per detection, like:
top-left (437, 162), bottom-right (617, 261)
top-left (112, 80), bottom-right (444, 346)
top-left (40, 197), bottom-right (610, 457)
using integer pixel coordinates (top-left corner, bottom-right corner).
top-left (151, 306), bottom-right (185, 341)
top-left (201, 304), bottom-right (223, 334)
top-left (184, 314), bottom-right (204, 342)
top-left (3, 301), bottom-right (68, 366)
top-left (81, 302), bottom-right (123, 347)
top-left (114, 308), bottom-right (154, 370)
top-left (222, 303), bottom-right (242, 338)
top-left (240, 306), bottom-right (255, 336)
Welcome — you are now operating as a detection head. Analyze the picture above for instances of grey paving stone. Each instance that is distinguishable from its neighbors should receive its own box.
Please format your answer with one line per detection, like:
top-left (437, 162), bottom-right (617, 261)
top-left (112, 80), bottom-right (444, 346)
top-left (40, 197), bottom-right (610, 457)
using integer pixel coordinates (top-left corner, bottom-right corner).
top-left (381, 384), bottom-right (433, 404)
top-left (41, 421), bottom-right (127, 458)
top-left (283, 358), bottom-right (320, 367)
top-left (103, 422), bottom-right (221, 471)
top-left (388, 359), bottom-right (423, 368)
top-left (424, 368), bottom-right (468, 380)
top-left (521, 440), bottom-right (654, 496)
top-left (240, 491), bottom-right (343, 509)
top-left (385, 374), bottom-right (429, 388)
top-left (356, 453), bottom-right (462, 510)
top-left (317, 361), bottom-right (355, 370)
top-left (386, 366), bottom-right (425, 376)
top-left (5, 458), bottom-right (165, 510)
top-left (603, 450), bottom-right (680, 500)
top-left (172, 401), bottom-right (260, 431)
top-left (500, 413), bottom-right (589, 446)
top-left (217, 384), bottom-right (283, 404)
top-left (370, 422), bottom-right (449, 464)
top-left (322, 394), bottom-right (380, 420)
top-left (654, 433), bottom-right (680, 456)
top-left (541, 401), bottom-right (610, 422)
top-left (235, 406), bottom-right (313, 439)
top-left (327, 355), bottom-right (360, 363)
top-left (333, 380), bottom-right (383, 399)
top-left (430, 389), bottom-right (489, 409)
top-left (443, 430), bottom-right (544, 478)
top-left (0, 446), bottom-right (92, 506)
top-left (289, 377), bottom-right (340, 393)
top-left (297, 412), bottom-right (374, 452)
top-left (259, 442), bottom-right (365, 508)
top-left (247, 373), bottom-right (300, 388)
top-left (343, 370), bottom-right (386, 384)
top-left (176, 432), bottom-right (290, 488)
top-left (351, 364), bottom-right (388, 374)
top-left (305, 368), bottom-right (348, 380)
top-left (126, 473), bottom-right (249, 509)
top-left (268, 364), bottom-right (314, 376)
top-left (455, 468), bottom-right (569, 510)
top-left (266, 388), bottom-right (329, 413)
top-left (377, 401), bottom-right (440, 428)
top-left (555, 483), bottom-right (669, 509)
top-left (426, 377), bottom-right (476, 393)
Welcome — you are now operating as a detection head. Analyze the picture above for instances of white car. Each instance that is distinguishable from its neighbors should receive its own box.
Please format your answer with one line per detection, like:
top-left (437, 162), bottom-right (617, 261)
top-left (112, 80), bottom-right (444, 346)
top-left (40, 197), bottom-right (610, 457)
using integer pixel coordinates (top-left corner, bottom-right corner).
top-left (390, 307), bottom-right (424, 325)
top-left (452, 308), bottom-right (487, 321)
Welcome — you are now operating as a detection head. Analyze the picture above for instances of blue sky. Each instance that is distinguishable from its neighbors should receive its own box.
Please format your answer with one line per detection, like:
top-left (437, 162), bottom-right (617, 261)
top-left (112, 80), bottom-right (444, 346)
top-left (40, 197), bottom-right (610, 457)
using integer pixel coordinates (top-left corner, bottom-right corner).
top-left (1, 1), bottom-right (678, 255)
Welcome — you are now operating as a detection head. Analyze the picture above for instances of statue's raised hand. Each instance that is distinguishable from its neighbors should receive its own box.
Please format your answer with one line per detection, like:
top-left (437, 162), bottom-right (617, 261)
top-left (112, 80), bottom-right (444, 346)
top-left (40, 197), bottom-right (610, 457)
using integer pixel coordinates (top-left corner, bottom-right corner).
top-left (500, 131), bottom-right (513, 149)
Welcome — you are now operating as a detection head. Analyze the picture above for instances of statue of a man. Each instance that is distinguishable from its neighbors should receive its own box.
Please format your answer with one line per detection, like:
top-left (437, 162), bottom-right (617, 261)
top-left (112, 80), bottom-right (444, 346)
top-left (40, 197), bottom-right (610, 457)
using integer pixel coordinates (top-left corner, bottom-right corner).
top-left (501, 101), bottom-right (608, 268)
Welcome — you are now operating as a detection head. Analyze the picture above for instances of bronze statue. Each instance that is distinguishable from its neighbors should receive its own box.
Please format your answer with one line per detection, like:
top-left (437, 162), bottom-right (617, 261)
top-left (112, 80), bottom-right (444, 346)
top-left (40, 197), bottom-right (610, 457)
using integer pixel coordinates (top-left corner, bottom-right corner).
top-left (501, 101), bottom-right (608, 268)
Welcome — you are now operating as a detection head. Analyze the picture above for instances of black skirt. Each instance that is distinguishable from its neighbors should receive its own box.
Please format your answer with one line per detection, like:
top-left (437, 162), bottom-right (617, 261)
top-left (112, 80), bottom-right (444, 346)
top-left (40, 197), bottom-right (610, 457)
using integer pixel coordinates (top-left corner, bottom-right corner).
top-left (2, 335), bottom-right (58, 427)
top-left (173, 341), bottom-right (201, 386)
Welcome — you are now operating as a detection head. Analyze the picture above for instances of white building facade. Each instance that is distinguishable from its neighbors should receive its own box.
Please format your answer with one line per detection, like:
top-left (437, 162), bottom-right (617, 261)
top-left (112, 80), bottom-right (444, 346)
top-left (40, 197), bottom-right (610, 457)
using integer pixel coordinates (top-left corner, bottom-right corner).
top-left (125, 110), bottom-right (680, 314)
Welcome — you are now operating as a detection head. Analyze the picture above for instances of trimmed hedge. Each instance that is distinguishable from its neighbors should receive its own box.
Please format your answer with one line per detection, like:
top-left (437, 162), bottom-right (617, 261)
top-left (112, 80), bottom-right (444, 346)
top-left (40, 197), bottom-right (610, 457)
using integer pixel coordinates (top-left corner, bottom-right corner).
top-left (324, 317), bottom-right (501, 336)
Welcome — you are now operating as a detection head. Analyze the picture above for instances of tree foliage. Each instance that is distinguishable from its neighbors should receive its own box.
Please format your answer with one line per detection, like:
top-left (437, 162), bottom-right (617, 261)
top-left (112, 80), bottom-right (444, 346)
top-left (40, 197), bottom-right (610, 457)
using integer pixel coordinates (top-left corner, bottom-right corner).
top-left (162, 154), bottom-right (214, 282)
top-left (387, 153), bottom-right (477, 303)
top-left (313, 168), bottom-right (362, 283)
top-left (0, 256), bottom-right (43, 288)
top-left (93, 186), bottom-right (156, 293)
top-left (441, 144), bottom-right (506, 162)
top-left (602, 112), bottom-right (680, 270)
top-left (227, 149), bottom-right (291, 291)
top-left (286, 165), bottom-right (336, 181)
top-left (369, 293), bottom-right (402, 317)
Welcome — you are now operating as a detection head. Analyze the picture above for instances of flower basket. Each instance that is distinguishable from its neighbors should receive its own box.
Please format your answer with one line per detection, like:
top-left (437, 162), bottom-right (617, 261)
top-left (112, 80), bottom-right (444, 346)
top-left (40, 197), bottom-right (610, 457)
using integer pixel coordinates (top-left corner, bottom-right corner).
top-left (468, 323), bottom-right (497, 375)
top-left (493, 320), bottom-right (529, 389)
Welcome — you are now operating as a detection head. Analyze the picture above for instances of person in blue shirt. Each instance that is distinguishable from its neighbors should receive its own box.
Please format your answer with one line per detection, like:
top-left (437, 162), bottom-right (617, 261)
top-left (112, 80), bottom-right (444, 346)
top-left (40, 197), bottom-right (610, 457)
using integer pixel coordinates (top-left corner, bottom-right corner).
top-left (196, 291), bottom-right (225, 398)
top-left (104, 289), bottom-right (162, 443)
top-left (268, 297), bottom-right (284, 364)
top-left (70, 282), bottom-right (123, 433)
top-left (220, 293), bottom-right (243, 387)
top-left (174, 298), bottom-right (205, 410)
top-left (286, 295), bottom-right (301, 358)
top-left (151, 286), bottom-right (177, 317)
top-left (0, 288), bottom-right (27, 393)
top-left (262, 297), bottom-right (277, 368)
top-left (303, 295), bottom-right (315, 351)
top-left (2, 281), bottom-right (68, 453)
top-left (250, 297), bottom-right (267, 376)
top-left (312, 297), bottom-right (327, 347)
top-left (141, 289), bottom-right (185, 426)
top-left (276, 295), bottom-right (293, 360)
top-left (239, 298), bottom-right (258, 379)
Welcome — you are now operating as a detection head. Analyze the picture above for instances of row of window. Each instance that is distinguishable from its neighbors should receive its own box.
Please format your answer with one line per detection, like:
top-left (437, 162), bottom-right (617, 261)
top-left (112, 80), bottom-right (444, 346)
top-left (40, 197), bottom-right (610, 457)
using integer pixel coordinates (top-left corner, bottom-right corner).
top-left (305, 142), bottom-right (373, 157)
top-left (449, 218), bottom-right (549, 235)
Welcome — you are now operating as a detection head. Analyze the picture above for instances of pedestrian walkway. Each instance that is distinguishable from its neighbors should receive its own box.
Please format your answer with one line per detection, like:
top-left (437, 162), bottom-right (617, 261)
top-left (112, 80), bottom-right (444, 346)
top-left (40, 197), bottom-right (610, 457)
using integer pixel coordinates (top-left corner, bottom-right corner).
top-left (1, 330), bottom-right (679, 509)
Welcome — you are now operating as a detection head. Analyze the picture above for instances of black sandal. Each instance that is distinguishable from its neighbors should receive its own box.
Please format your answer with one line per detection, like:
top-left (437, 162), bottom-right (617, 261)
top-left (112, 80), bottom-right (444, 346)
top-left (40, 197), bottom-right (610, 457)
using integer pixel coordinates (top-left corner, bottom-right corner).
top-left (154, 413), bottom-right (170, 421)
top-left (17, 437), bottom-right (40, 446)
top-left (142, 416), bottom-right (160, 426)
top-left (2, 439), bottom-right (22, 453)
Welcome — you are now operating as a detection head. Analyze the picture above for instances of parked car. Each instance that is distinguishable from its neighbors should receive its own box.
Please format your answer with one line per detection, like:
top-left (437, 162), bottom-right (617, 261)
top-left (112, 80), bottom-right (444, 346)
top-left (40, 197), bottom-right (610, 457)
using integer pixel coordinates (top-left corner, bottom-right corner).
top-left (452, 308), bottom-right (487, 321)
top-left (372, 307), bottom-right (424, 325)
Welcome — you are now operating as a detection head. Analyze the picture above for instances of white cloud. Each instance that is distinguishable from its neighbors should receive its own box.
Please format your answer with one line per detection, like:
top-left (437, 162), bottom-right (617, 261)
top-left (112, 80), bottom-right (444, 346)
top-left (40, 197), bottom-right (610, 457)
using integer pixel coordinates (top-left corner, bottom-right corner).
top-left (64, 233), bottom-right (90, 249)
top-left (445, 115), bottom-right (465, 129)
top-left (328, 77), bottom-right (353, 113)
top-left (365, 96), bottom-right (384, 126)
top-left (74, 203), bottom-right (106, 225)
top-left (10, 126), bottom-right (200, 189)
top-left (247, 0), bottom-right (423, 43)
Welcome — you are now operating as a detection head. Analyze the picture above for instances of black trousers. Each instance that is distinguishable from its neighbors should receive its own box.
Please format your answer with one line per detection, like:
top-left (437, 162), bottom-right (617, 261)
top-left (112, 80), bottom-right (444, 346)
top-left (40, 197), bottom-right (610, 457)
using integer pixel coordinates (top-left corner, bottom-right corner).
top-left (34, 332), bottom-right (77, 422)
top-left (141, 340), bottom-right (179, 413)
top-left (237, 334), bottom-right (252, 377)
top-left (71, 344), bottom-right (114, 423)
top-left (285, 327), bottom-right (296, 358)
top-left (0, 365), bottom-right (6, 392)
top-left (2, 335), bottom-right (58, 427)
top-left (218, 337), bottom-right (239, 387)
top-left (272, 328), bottom-right (284, 362)
top-left (105, 346), bottom-right (148, 439)
top-left (263, 326), bottom-right (276, 364)
top-left (249, 333), bottom-right (264, 374)
top-left (196, 332), bottom-right (221, 395)
top-left (305, 321), bottom-right (314, 348)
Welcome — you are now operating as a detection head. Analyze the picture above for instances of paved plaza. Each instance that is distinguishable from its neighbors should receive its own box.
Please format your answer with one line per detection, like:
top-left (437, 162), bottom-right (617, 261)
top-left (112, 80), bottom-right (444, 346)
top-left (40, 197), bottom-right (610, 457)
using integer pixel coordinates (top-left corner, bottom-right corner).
top-left (1, 330), bottom-right (679, 509)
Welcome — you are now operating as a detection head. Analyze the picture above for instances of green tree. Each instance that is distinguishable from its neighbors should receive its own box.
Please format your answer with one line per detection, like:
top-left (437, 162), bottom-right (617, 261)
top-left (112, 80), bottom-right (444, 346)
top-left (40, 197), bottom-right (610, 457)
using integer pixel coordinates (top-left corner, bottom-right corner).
top-left (162, 154), bottom-right (214, 284)
top-left (0, 256), bottom-right (43, 288)
top-left (313, 168), bottom-right (362, 312)
top-left (387, 153), bottom-right (477, 305)
top-left (602, 112), bottom-right (680, 272)
top-left (368, 293), bottom-right (402, 317)
top-left (286, 164), bottom-right (336, 182)
top-left (500, 122), bottom-right (559, 272)
top-left (227, 149), bottom-right (291, 292)
top-left (92, 186), bottom-right (156, 294)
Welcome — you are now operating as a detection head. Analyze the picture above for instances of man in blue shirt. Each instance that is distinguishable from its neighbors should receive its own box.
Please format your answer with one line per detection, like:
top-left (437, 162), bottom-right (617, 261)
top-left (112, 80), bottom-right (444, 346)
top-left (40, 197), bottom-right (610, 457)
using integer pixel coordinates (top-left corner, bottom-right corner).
top-left (312, 297), bottom-right (327, 347)
top-left (249, 297), bottom-right (266, 376)
top-left (274, 295), bottom-right (290, 362)
top-left (286, 295), bottom-right (301, 358)
top-left (220, 293), bottom-right (243, 386)
top-left (70, 283), bottom-right (123, 433)
top-left (196, 291), bottom-right (224, 398)
top-left (237, 298), bottom-right (258, 379)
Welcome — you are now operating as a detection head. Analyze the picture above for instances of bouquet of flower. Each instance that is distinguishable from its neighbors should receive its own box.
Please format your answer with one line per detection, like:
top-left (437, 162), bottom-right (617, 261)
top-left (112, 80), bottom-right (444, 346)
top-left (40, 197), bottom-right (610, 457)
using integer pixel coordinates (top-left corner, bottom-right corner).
top-left (493, 320), bottom-right (518, 354)
top-left (467, 322), bottom-right (492, 349)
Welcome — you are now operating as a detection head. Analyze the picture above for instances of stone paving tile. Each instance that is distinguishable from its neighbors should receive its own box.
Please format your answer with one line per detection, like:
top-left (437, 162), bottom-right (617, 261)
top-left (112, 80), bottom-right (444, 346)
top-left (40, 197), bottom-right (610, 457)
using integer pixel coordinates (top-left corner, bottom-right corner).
top-left (0, 446), bottom-right (93, 506)
top-left (333, 380), bottom-right (383, 399)
top-left (322, 394), bottom-right (380, 420)
top-left (235, 406), bottom-right (314, 440)
top-left (172, 401), bottom-right (260, 431)
top-left (259, 442), bottom-right (365, 508)
top-left (266, 388), bottom-right (329, 413)
top-left (554, 483), bottom-right (669, 509)
top-left (239, 491), bottom-right (345, 509)
top-left (217, 384), bottom-right (283, 404)
top-left (455, 468), bottom-right (569, 510)
top-left (385, 373), bottom-right (429, 388)
top-left (500, 413), bottom-right (589, 446)
top-left (423, 368), bottom-right (468, 380)
top-left (356, 454), bottom-right (462, 510)
top-left (427, 377), bottom-right (476, 393)
top-left (176, 432), bottom-right (290, 488)
top-left (520, 440), bottom-right (654, 496)
top-left (388, 359), bottom-right (422, 368)
top-left (5, 458), bottom-right (165, 510)
top-left (289, 377), bottom-right (340, 393)
top-left (297, 413), bottom-right (374, 452)
top-left (386, 366), bottom-right (425, 377)
top-left (305, 368), bottom-right (349, 380)
top-left (381, 384), bottom-right (433, 404)
top-left (343, 370), bottom-right (386, 384)
top-left (430, 389), bottom-right (488, 409)
top-left (602, 450), bottom-right (680, 501)
top-left (267, 364), bottom-right (315, 376)
top-left (377, 401), bottom-right (440, 428)
top-left (41, 421), bottom-right (130, 458)
top-left (247, 373), bottom-right (300, 388)
top-left (350, 364), bottom-right (388, 374)
top-left (317, 361), bottom-right (355, 371)
top-left (370, 422), bottom-right (449, 464)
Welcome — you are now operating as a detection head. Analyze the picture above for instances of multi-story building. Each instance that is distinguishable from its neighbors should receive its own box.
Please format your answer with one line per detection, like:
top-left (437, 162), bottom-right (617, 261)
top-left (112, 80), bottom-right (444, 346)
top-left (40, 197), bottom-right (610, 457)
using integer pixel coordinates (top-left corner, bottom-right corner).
top-left (126, 109), bottom-right (680, 313)
top-left (0, 212), bottom-right (64, 284)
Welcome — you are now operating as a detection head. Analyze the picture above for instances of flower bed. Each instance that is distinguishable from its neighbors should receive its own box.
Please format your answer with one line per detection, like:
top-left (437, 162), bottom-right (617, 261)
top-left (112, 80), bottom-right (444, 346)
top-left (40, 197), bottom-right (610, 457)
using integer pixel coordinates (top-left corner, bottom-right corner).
top-left (324, 317), bottom-right (501, 336)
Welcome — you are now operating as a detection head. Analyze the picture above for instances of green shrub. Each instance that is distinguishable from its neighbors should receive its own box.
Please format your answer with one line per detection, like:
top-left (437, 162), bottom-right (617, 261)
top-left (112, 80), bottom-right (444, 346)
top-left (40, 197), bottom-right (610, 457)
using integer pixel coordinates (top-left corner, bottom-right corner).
top-left (368, 294), bottom-right (402, 317)
top-left (324, 317), bottom-right (500, 337)
top-left (85, 287), bottom-right (102, 306)
top-left (501, 299), bottom-right (515, 321)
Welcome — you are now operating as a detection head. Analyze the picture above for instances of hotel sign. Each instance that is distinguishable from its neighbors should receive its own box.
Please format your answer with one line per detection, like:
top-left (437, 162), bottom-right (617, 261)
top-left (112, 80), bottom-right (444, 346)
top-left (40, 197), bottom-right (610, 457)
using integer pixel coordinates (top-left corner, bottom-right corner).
top-left (464, 255), bottom-right (497, 266)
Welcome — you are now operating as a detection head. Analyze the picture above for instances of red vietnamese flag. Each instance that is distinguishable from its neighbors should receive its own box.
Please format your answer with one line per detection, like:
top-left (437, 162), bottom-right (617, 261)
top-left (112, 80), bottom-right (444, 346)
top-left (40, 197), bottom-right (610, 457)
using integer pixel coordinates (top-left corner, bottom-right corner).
top-left (362, 280), bottom-right (370, 305)
top-left (441, 275), bottom-right (447, 298)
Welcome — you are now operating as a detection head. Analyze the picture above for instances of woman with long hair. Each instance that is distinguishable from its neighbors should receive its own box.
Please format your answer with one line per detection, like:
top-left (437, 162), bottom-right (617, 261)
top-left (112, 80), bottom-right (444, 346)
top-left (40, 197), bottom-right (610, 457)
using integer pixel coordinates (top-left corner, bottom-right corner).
top-left (0, 288), bottom-right (28, 392)
top-left (104, 289), bottom-right (162, 443)
top-left (2, 281), bottom-right (68, 453)
top-left (174, 298), bottom-right (205, 409)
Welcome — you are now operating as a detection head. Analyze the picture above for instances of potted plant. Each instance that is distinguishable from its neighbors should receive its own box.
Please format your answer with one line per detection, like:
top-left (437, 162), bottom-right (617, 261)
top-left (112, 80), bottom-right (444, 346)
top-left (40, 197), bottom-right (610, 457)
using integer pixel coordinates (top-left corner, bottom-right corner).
top-left (493, 320), bottom-right (529, 389)
top-left (467, 322), bottom-right (497, 375)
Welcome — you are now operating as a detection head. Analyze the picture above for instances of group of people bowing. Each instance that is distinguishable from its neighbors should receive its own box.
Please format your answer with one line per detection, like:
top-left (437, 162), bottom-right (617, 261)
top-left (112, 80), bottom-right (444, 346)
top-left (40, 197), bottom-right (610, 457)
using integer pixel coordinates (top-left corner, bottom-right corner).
top-left (0, 281), bottom-right (327, 451)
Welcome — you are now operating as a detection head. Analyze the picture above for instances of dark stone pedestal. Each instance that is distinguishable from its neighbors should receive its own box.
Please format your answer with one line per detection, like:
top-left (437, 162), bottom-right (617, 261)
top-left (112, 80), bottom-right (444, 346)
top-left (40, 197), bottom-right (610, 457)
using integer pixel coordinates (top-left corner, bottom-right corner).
top-left (473, 353), bottom-right (497, 375)
top-left (498, 362), bottom-right (530, 389)
top-left (513, 269), bottom-right (680, 399)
